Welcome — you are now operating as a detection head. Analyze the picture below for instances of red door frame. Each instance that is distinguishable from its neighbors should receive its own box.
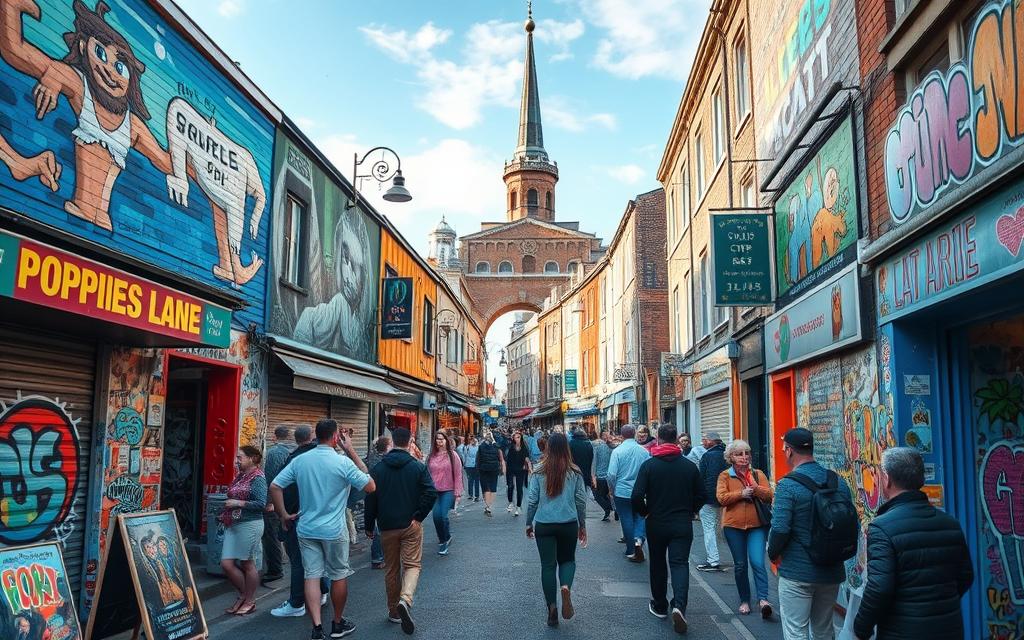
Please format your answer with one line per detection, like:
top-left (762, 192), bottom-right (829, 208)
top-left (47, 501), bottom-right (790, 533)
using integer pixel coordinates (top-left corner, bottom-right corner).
top-left (769, 371), bottom-right (797, 482)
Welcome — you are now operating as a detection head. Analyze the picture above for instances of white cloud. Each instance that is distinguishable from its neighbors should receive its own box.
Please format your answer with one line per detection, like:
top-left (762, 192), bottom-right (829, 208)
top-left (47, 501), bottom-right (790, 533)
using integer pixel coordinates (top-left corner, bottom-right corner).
top-left (545, 96), bottom-right (617, 132)
top-left (294, 116), bottom-right (316, 132)
top-left (537, 18), bottom-right (585, 61)
top-left (359, 22), bottom-right (452, 63)
top-left (579, 0), bottom-right (707, 81)
top-left (605, 163), bottom-right (646, 184)
top-left (217, 0), bottom-right (244, 18)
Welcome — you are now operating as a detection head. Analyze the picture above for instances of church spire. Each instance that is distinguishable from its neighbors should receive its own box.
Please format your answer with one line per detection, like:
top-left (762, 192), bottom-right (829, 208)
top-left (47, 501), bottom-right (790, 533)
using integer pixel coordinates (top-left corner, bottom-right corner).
top-left (515, 1), bottom-right (547, 161)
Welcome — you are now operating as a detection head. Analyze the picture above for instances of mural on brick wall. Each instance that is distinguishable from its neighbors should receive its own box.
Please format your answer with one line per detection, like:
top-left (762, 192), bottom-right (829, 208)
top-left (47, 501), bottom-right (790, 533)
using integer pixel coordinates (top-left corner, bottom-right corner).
top-left (0, 0), bottom-right (273, 326)
top-left (969, 318), bottom-right (1024, 640)
top-left (884, 0), bottom-right (1024, 226)
top-left (269, 134), bottom-right (380, 364)
top-left (794, 344), bottom-right (895, 594)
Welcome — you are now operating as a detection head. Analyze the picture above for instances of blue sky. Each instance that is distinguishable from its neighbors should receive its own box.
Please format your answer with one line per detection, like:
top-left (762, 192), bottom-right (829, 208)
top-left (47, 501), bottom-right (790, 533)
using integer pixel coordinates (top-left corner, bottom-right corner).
top-left (176, 0), bottom-right (709, 395)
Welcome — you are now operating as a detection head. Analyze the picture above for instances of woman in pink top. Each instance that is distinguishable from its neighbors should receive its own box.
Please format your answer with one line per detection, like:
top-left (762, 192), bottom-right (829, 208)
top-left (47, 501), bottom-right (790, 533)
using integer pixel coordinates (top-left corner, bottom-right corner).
top-left (428, 431), bottom-right (463, 555)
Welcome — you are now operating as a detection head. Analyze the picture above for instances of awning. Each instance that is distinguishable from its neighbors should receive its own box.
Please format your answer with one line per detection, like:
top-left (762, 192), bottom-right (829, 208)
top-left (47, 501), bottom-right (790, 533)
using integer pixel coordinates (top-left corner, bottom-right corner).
top-left (467, 403), bottom-right (490, 415)
top-left (525, 404), bottom-right (561, 420)
top-left (274, 349), bottom-right (400, 404)
top-left (599, 387), bottom-right (638, 409)
top-left (512, 407), bottom-right (535, 418)
top-left (565, 403), bottom-right (599, 417)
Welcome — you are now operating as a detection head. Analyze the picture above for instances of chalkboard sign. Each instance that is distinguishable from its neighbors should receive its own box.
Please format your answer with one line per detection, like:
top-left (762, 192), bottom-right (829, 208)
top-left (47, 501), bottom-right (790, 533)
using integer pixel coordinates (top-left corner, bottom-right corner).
top-left (0, 542), bottom-right (82, 640)
top-left (710, 212), bottom-right (774, 306)
top-left (85, 510), bottom-right (206, 640)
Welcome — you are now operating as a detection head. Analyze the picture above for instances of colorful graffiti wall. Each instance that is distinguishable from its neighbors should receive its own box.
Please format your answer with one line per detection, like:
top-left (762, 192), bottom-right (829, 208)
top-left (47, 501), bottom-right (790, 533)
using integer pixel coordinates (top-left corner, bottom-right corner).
top-left (0, 543), bottom-right (81, 640)
top-left (969, 317), bottom-right (1024, 640)
top-left (885, 0), bottom-right (1024, 226)
top-left (269, 133), bottom-right (381, 364)
top-left (0, 0), bottom-right (274, 327)
top-left (794, 344), bottom-right (895, 593)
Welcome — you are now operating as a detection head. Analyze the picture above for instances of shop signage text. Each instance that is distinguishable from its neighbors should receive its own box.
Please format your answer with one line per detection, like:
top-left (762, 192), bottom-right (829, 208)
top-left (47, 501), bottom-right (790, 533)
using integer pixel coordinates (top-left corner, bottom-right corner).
top-left (564, 369), bottom-right (578, 393)
top-left (710, 213), bottom-right (773, 305)
top-left (381, 277), bottom-right (413, 340)
top-left (691, 345), bottom-right (732, 394)
top-left (0, 230), bottom-right (230, 347)
top-left (766, 263), bottom-right (861, 372)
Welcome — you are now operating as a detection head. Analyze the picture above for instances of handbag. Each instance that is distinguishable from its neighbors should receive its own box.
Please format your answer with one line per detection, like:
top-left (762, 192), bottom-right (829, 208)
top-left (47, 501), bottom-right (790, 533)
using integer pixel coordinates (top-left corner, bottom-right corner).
top-left (751, 469), bottom-right (772, 527)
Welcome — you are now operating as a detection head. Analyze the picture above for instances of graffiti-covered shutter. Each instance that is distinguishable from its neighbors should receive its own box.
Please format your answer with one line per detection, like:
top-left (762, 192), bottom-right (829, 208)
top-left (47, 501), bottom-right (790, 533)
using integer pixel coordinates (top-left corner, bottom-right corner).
top-left (331, 397), bottom-right (370, 458)
top-left (698, 391), bottom-right (732, 444)
top-left (0, 324), bottom-right (96, 595)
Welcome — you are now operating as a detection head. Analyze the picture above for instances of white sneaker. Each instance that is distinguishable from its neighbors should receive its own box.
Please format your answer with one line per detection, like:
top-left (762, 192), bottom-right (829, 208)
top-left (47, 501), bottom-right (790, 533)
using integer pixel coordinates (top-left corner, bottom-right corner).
top-left (271, 601), bottom-right (306, 617)
top-left (321, 593), bottom-right (328, 606)
top-left (514, 507), bottom-right (520, 516)
top-left (507, 504), bottom-right (514, 512)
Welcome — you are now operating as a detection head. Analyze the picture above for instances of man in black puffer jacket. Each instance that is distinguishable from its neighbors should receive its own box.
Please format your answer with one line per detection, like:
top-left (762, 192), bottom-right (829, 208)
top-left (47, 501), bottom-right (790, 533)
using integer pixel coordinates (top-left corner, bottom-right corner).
top-left (854, 447), bottom-right (973, 640)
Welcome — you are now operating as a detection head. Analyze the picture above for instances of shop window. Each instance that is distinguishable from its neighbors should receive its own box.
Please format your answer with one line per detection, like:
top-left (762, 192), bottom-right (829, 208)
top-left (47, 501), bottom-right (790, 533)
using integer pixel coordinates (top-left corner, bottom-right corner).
top-left (544, 260), bottom-right (559, 273)
top-left (423, 298), bottom-right (434, 355)
top-left (522, 255), bottom-right (536, 273)
top-left (283, 193), bottom-right (308, 288)
top-left (475, 261), bottom-right (490, 273)
top-left (499, 261), bottom-right (514, 273)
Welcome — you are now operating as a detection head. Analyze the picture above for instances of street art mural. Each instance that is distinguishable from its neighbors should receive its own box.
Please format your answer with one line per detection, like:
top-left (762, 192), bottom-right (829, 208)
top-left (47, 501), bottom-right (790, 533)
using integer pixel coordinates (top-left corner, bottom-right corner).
top-left (885, 0), bottom-right (1024, 226)
top-left (774, 117), bottom-right (858, 302)
top-left (969, 317), bottom-right (1024, 639)
top-left (269, 134), bottom-right (381, 364)
top-left (794, 344), bottom-right (895, 594)
top-left (0, 396), bottom-right (82, 546)
top-left (0, 0), bottom-right (273, 327)
top-left (0, 542), bottom-right (82, 640)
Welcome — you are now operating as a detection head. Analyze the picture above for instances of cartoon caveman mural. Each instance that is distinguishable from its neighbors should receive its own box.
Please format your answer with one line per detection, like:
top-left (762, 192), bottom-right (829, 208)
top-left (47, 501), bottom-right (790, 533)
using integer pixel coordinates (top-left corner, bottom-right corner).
top-left (809, 155), bottom-right (848, 269)
top-left (0, 0), bottom-right (265, 287)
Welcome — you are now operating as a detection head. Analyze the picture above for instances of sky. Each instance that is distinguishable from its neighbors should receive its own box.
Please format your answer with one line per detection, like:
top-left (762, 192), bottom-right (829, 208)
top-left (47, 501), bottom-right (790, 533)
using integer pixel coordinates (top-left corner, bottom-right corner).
top-left (175, 0), bottom-right (710, 398)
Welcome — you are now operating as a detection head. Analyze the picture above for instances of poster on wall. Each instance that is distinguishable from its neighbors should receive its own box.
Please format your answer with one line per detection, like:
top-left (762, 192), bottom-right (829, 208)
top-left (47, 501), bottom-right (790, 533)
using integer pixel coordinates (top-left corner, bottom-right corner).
top-left (0, 542), bottom-right (82, 640)
top-left (381, 277), bottom-right (414, 340)
top-left (773, 117), bottom-right (860, 303)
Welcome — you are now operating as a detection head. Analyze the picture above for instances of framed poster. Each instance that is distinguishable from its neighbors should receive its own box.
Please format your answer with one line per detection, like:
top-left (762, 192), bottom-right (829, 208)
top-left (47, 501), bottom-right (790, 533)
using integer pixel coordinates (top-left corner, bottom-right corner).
top-left (0, 542), bottom-right (82, 640)
top-left (381, 277), bottom-right (414, 339)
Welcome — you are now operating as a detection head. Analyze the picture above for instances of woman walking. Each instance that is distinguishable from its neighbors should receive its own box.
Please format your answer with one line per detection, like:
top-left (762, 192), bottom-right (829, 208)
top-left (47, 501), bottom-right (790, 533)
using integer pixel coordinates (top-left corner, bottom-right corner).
top-left (526, 433), bottom-right (588, 627)
top-left (462, 435), bottom-right (481, 501)
top-left (428, 431), bottom-right (463, 555)
top-left (476, 430), bottom-right (505, 517)
top-left (716, 439), bottom-right (774, 618)
top-left (220, 446), bottom-right (268, 616)
top-left (505, 430), bottom-right (533, 516)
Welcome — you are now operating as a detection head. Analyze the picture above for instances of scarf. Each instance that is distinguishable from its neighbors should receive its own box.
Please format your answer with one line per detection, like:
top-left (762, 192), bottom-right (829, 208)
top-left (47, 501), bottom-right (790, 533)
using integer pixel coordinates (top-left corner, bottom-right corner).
top-left (736, 466), bottom-right (756, 487)
top-left (220, 466), bottom-right (263, 527)
top-left (649, 443), bottom-right (682, 458)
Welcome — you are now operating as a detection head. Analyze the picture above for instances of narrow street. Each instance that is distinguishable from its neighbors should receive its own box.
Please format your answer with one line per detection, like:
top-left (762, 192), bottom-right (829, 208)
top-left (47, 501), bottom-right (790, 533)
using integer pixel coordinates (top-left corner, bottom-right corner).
top-left (205, 500), bottom-right (781, 639)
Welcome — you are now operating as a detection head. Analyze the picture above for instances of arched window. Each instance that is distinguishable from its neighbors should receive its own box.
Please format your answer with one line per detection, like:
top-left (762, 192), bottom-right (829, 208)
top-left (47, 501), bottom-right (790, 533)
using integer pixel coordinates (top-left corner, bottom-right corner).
top-left (475, 261), bottom-right (490, 273)
top-left (544, 260), bottom-right (559, 273)
top-left (545, 191), bottom-right (552, 210)
top-left (522, 255), bottom-right (536, 273)
top-left (498, 261), bottom-right (514, 273)
top-left (527, 189), bottom-right (538, 206)
top-left (510, 190), bottom-right (517, 211)
top-left (567, 260), bottom-right (580, 274)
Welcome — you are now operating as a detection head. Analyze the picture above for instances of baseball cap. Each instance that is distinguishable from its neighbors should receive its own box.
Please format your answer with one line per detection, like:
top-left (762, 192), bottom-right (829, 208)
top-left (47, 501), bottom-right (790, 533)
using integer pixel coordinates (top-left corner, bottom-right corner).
top-left (782, 428), bottom-right (813, 451)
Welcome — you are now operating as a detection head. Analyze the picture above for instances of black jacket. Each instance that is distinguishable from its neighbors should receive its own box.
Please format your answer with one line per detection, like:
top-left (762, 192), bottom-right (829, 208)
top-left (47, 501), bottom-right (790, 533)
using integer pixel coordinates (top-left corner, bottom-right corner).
top-left (364, 450), bottom-right (437, 532)
top-left (853, 490), bottom-right (973, 640)
top-left (569, 433), bottom-right (594, 481)
top-left (281, 442), bottom-right (317, 514)
top-left (698, 443), bottom-right (728, 507)
top-left (476, 441), bottom-right (502, 472)
top-left (631, 447), bottom-right (706, 537)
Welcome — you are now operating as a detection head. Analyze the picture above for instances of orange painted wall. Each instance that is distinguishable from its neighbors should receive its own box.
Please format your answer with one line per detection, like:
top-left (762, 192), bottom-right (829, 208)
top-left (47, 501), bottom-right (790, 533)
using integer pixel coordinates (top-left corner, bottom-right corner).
top-left (379, 229), bottom-right (436, 383)
top-left (579, 277), bottom-right (600, 396)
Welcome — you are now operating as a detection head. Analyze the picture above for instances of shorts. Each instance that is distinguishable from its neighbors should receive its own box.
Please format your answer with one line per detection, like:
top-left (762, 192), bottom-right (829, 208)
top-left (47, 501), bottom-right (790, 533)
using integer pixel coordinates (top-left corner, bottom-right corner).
top-left (479, 470), bottom-right (499, 493)
top-left (298, 535), bottom-right (352, 581)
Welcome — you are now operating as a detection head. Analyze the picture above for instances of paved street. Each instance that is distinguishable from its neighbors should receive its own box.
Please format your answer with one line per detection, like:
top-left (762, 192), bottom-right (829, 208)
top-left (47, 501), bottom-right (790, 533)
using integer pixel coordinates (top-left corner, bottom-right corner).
top-left (203, 499), bottom-right (782, 639)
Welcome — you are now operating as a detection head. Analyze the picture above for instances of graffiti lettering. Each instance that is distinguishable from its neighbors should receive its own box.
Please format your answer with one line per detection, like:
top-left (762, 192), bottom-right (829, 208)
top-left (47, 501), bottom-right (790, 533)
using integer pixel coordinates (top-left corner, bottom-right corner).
top-left (0, 398), bottom-right (81, 545)
top-left (1, 563), bottom-right (62, 612)
top-left (980, 441), bottom-right (1024, 604)
top-left (105, 474), bottom-right (144, 517)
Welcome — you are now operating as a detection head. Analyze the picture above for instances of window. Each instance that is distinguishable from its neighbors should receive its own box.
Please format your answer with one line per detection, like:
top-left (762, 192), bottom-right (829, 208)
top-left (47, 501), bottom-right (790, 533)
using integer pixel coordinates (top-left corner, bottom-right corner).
top-left (522, 255), bottom-right (536, 273)
top-left (545, 191), bottom-right (552, 210)
top-left (672, 286), bottom-right (681, 352)
top-left (283, 194), bottom-right (307, 287)
top-left (422, 298), bottom-right (434, 354)
top-left (527, 188), bottom-right (539, 213)
top-left (567, 260), bottom-right (579, 275)
top-left (384, 263), bottom-right (398, 278)
top-left (446, 329), bottom-right (459, 364)
top-left (713, 89), bottom-right (725, 166)
top-left (740, 175), bottom-right (755, 208)
top-left (475, 261), bottom-right (490, 273)
top-left (498, 261), bottom-right (514, 273)
top-left (698, 253), bottom-right (710, 337)
top-left (510, 190), bottom-right (517, 211)
top-left (679, 163), bottom-right (690, 232)
top-left (735, 36), bottom-right (749, 120)
top-left (667, 187), bottom-right (675, 241)
top-left (694, 131), bottom-right (705, 200)
top-left (600, 275), bottom-right (607, 314)
top-left (917, 43), bottom-right (950, 79)
top-left (544, 260), bottom-right (559, 273)
top-left (582, 351), bottom-right (590, 388)
top-left (682, 271), bottom-right (692, 351)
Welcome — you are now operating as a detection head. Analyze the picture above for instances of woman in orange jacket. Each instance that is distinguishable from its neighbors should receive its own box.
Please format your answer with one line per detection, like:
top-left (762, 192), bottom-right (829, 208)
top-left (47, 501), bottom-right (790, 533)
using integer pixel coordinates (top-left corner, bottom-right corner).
top-left (716, 439), bottom-right (774, 618)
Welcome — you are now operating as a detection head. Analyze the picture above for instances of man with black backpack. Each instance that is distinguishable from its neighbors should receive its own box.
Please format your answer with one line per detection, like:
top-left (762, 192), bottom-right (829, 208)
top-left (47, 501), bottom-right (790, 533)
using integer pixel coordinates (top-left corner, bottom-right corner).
top-left (768, 428), bottom-right (859, 640)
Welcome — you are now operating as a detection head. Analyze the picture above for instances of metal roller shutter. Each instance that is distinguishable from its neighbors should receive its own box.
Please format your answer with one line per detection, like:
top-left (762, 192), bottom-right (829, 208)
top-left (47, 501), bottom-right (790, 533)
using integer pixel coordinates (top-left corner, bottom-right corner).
top-left (267, 375), bottom-right (330, 444)
top-left (698, 391), bottom-right (732, 444)
top-left (331, 397), bottom-right (370, 459)
top-left (0, 324), bottom-right (96, 595)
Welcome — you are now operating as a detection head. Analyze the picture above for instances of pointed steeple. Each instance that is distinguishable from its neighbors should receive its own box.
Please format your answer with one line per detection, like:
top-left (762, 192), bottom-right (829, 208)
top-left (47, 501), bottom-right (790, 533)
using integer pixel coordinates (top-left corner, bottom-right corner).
top-left (516, 1), bottom-right (547, 161)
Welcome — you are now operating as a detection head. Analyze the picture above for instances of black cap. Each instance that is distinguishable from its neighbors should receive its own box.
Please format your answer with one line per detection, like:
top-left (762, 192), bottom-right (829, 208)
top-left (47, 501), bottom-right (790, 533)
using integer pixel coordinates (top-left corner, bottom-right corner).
top-left (783, 428), bottom-right (813, 451)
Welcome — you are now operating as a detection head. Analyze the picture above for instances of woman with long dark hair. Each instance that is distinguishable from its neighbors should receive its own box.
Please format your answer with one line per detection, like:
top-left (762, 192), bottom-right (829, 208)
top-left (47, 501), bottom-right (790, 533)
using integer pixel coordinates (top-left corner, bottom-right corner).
top-left (526, 433), bottom-right (588, 627)
top-left (505, 430), bottom-right (533, 516)
top-left (476, 430), bottom-right (505, 517)
top-left (428, 431), bottom-right (463, 555)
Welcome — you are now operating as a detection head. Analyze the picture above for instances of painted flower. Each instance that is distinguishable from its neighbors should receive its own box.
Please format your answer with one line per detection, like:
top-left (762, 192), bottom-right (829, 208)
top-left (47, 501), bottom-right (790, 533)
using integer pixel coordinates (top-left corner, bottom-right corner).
top-left (976, 377), bottom-right (1024, 424)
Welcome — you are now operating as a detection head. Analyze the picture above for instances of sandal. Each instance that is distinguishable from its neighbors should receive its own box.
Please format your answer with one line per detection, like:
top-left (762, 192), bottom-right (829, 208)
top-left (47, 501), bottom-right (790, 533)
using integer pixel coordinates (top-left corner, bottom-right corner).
top-left (738, 602), bottom-right (751, 615)
top-left (225, 598), bottom-right (244, 614)
top-left (759, 600), bottom-right (773, 619)
top-left (233, 601), bottom-right (257, 616)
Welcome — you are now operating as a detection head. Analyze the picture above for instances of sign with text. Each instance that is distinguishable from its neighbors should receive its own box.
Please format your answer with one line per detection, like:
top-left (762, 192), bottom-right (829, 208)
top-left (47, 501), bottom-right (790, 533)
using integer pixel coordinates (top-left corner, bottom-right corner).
top-left (0, 542), bottom-right (82, 640)
top-left (564, 369), bottom-right (578, 394)
top-left (381, 277), bottom-right (414, 339)
top-left (766, 263), bottom-right (862, 372)
top-left (710, 213), bottom-right (773, 305)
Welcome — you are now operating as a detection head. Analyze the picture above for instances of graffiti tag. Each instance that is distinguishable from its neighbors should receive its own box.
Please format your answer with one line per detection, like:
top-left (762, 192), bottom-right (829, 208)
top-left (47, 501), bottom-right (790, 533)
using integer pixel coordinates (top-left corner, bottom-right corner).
top-left (980, 440), bottom-right (1024, 604)
top-left (112, 406), bottom-right (144, 445)
top-left (1, 563), bottom-right (62, 612)
top-left (105, 474), bottom-right (144, 517)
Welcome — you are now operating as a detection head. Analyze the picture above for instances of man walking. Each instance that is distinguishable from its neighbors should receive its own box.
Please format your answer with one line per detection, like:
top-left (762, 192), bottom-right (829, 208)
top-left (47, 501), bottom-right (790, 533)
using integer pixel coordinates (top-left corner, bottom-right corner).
top-left (632, 424), bottom-right (706, 634)
top-left (271, 425), bottom-right (329, 618)
top-left (853, 447), bottom-right (972, 640)
top-left (592, 431), bottom-right (614, 521)
top-left (768, 428), bottom-right (856, 640)
top-left (607, 424), bottom-right (651, 562)
top-left (697, 432), bottom-right (727, 572)
top-left (271, 419), bottom-right (375, 640)
top-left (261, 425), bottom-right (291, 584)
top-left (365, 427), bottom-right (437, 635)
top-left (568, 426), bottom-right (594, 494)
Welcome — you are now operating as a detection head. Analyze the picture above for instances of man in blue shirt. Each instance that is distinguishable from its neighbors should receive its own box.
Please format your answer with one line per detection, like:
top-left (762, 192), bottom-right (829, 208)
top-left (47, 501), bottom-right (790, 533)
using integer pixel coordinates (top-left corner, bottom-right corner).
top-left (271, 419), bottom-right (375, 640)
top-left (607, 424), bottom-right (651, 562)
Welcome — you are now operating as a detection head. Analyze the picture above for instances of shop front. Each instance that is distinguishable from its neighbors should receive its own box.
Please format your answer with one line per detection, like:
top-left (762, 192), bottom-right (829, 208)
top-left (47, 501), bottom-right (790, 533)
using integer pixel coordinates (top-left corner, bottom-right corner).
top-left (524, 403), bottom-right (561, 432)
top-left (381, 392), bottom-right (432, 442)
top-left (563, 398), bottom-right (599, 436)
top-left (599, 387), bottom-right (638, 432)
top-left (687, 344), bottom-right (736, 444)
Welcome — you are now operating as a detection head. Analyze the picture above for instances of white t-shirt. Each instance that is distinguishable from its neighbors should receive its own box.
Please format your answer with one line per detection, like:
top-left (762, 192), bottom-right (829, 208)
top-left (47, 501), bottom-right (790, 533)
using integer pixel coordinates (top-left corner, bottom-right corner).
top-left (273, 445), bottom-right (370, 540)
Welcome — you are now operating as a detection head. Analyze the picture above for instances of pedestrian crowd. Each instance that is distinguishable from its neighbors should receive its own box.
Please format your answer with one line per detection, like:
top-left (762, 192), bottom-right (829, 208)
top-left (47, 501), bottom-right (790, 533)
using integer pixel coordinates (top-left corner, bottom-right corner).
top-left (215, 418), bottom-right (974, 639)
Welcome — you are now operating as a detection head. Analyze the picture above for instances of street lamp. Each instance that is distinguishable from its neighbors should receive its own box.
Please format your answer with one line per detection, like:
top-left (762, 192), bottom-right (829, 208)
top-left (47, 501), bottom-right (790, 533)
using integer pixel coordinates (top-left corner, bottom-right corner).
top-left (347, 146), bottom-right (412, 211)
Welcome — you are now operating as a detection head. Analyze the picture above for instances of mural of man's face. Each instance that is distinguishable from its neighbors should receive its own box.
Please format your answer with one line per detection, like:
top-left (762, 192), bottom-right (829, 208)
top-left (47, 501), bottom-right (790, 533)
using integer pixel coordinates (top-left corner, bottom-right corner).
top-left (823, 167), bottom-right (840, 209)
top-left (340, 232), bottom-right (365, 308)
top-left (82, 36), bottom-right (131, 113)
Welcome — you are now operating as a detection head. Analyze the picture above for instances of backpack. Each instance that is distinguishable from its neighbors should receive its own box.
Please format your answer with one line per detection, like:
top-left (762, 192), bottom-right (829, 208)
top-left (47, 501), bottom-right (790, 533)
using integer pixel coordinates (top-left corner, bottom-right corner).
top-left (784, 470), bottom-right (858, 565)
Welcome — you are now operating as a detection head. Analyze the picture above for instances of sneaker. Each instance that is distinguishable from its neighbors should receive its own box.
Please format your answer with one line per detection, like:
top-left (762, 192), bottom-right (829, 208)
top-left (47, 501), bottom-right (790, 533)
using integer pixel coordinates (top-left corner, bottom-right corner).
top-left (438, 540), bottom-right (450, 556)
top-left (330, 618), bottom-right (356, 638)
top-left (617, 536), bottom-right (626, 544)
top-left (321, 593), bottom-right (329, 605)
top-left (760, 601), bottom-right (773, 619)
top-left (514, 507), bottom-right (521, 517)
top-left (696, 562), bottom-right (722, 572)
top-left (474, 496), bottom-right (480, 502)
top-left (560, 585), bottom-right (575, 620)
top-left (397, 599), bottom-right (415, 635)
top-left (311, 626), bottom-right (325, 640)
top-left (388, 614), bottom-right (402, 624)
top-left (271, 601), bottom-right (306, 617)
top-left (671, 608), bottom-right (688, 634)
top-left (601, 513), bottom-right (610, 522)
top-left (485, 507), bottom-right (493, 517)
top-left (649, 600), bottom-right (668, 619)
top-left (507, 504), bottom-right (514, 512)
top-left (628, 544), bottom-right (645, 563)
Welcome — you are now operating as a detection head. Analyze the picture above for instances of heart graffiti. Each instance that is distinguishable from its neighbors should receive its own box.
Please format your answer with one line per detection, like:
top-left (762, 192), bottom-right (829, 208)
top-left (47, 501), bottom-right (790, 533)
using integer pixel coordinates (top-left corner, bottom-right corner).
top-left (996, 206), bottom-right (1024, 257)
top-left (980, 441), bottom-right (1024, 604)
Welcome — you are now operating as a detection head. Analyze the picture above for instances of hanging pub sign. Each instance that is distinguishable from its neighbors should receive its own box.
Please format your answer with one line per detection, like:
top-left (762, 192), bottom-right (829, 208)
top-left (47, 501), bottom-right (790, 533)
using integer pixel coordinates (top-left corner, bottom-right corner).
top-left (381, 277), bottom-right (414, 339)
top-left (564, 369), bottom-right (578, 394)
top-left (710, 212), bottom-right (773, 305)
top-left (86, 510), bottom-right (206, 640)
top-left (0, 542), bottom-right (83, 640)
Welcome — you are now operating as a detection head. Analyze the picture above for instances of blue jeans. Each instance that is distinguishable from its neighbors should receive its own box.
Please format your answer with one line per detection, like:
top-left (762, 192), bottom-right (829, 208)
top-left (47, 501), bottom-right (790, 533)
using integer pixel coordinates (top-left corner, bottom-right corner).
top-left (466, 467), bottom-right (481, 499)
top-left (283, 525), bottom-right (329, 608)
top-left (433, 490), bottom-right (455, 543)
top-left (723, 526), bottom-right (769, 604)
top-left (370, 524), bottom-right (383, 563)
top-left (614, 496), bottom-right (646, 553)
